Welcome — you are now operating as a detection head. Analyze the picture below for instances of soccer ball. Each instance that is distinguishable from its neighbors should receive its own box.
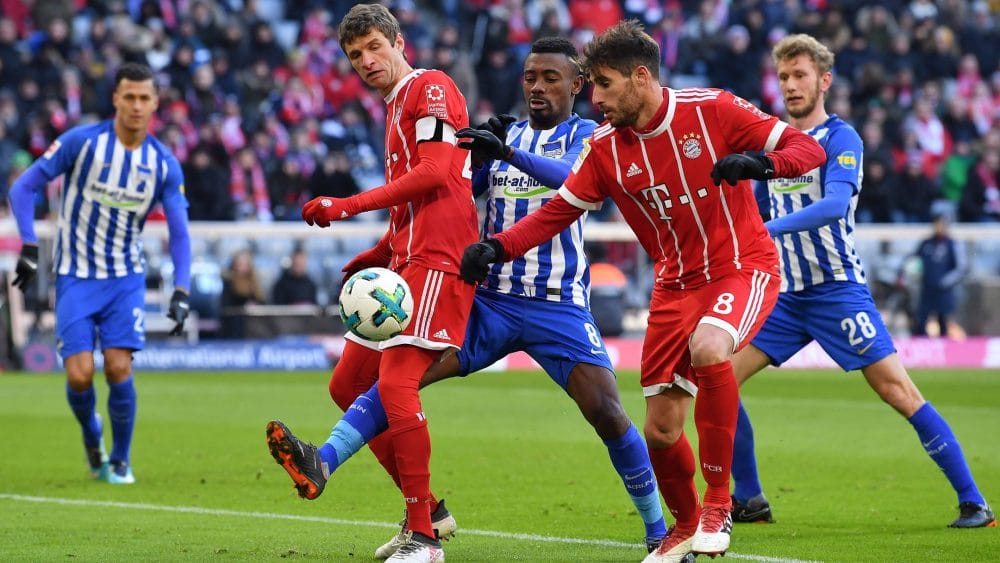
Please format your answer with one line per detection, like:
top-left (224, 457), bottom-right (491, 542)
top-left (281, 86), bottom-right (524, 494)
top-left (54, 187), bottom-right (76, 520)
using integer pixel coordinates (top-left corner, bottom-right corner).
top-left (339, 267), bottom-right (413, 341)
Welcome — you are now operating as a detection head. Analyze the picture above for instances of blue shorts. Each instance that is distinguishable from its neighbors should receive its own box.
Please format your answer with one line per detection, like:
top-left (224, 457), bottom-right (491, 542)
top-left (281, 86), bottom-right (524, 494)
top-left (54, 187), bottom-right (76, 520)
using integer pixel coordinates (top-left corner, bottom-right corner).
top-left (55, 273), bottom-right (147, 357)
top-left (457, 289), bottom-right (614, 390)
top-left (751, 282), bottom-right (896, 371)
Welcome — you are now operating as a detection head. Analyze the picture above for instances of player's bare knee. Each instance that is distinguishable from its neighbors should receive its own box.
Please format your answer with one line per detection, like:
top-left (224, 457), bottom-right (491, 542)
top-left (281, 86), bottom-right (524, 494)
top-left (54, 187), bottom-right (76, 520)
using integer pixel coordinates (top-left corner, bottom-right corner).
top-left (688, 334), bottom-right (732, 367)
top-left (103, 355), bottom-right (132, 382)
top-left (583, 401), bottom-right (630, 440)
top-left (876, 380), bottom-right (925, 417)
top-left (65, 368), bottom-right (93, 391)
top-left (644, 420), bottom-right (682, 449)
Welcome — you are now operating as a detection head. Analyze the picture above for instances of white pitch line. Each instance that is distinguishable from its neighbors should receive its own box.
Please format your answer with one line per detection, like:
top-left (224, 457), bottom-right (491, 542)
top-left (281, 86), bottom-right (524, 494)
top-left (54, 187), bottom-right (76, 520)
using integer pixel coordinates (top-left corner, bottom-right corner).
top-left (0, 494), bottom-right (820, 563)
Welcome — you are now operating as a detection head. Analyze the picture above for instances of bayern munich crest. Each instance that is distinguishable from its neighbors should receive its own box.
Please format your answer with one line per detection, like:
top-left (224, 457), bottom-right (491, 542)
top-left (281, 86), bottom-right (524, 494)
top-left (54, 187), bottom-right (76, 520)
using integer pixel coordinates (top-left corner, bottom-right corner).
top-left (679, 133), bottom-right (702, 159)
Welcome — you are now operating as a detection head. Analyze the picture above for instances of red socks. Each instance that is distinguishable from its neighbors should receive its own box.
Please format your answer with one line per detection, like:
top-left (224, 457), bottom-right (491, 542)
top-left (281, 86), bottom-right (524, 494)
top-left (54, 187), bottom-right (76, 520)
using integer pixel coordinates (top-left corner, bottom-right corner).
top-left (648, 432), bottom-right (701, 531)
top-left (379, 345), bottom-right (437, 538)
top-left (693, 360), bottom-right (739, 508)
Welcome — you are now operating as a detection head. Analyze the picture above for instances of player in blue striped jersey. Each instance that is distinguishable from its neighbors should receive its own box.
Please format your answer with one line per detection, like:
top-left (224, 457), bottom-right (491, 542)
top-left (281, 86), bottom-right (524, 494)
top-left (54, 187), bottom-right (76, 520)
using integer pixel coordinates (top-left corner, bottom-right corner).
top-left (729, 35), bottom-right (994, 529)
top-left (8, 63), bottom-right (192, 485)
top-left (283, 37), bottom-right (670, 557)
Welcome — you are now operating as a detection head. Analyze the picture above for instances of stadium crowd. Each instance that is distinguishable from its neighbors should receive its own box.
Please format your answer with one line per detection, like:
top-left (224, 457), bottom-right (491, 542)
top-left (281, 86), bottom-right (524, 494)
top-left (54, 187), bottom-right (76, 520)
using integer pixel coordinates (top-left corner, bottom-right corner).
top-left (1, 0), bottom-right (1000, 339)
top-left (0, 0), bottom-right (998, 225)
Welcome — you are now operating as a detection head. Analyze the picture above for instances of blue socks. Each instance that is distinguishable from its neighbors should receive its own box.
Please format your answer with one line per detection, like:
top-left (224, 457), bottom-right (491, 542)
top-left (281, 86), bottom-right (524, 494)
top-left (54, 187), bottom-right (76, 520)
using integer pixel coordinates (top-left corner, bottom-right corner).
top-left (318, 383), bottom-right (389, 472)
top-left (107, 377), bottom-right (137, 465)
top-left (732, 400), bottom-right (763, 503)
top-left (908, 402), bottom-right (985, 505)
top-left (66, 384), bottom-right (102, 448)
top-left (604, 424), bottom-right (667, 542)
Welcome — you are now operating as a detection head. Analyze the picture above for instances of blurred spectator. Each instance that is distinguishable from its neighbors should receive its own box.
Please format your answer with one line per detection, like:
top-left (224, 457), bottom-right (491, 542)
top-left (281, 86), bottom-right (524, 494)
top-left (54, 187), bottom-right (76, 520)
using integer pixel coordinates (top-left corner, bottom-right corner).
top-left (857, 156), bottom-right (895, 224)
top-left (903, 215), bottom-right (966, 337)
top-left (271, 249), bottom-right (318, 306)
top-left (904, 95), bottom-right (949, 177)
top-left (268, 157), bottom-right (311, 222)
top-left (568, 0), bottom-right (622, 36)
top-left (528, 1), bottom-right (571, 38)
top-left (183, 145), bottom-right (233, 221)
top-left (309, 150), bottom-right (361, 200)
top-left (960, 149), bottom-right (1000, 222)
top-left (918, 25), bottom-right (959, 83)
top-left (249, 22), bottom-right (286, 68)
top-left (238, 58), bottom-right (277, 131)
top-left (432, 23), bottom-right (478, 113)
top-left (477, 48), bottom-right (521, 116)
top-left (185, 62), bottom-right (224, 123)
top-left (230, 146), bottom-right (271, 222)
top-left (220, 249), bottom-right (265, 339)
top-left (710, 25), bottom-right (758, 101)
top-left (890, 153), bottom-right (939, 223)
top-left (938, 139), bottom-right (977, 220)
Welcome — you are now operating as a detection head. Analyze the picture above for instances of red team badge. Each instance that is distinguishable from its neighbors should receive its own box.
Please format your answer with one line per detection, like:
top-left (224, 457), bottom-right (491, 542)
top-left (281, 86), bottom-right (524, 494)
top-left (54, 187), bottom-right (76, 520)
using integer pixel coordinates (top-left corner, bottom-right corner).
top-left (732, 96), bottom-right (770, 120)
top-left (425, 84), bottom-right (448, 119)
top-left (679, 133), bottom-right (702, 159)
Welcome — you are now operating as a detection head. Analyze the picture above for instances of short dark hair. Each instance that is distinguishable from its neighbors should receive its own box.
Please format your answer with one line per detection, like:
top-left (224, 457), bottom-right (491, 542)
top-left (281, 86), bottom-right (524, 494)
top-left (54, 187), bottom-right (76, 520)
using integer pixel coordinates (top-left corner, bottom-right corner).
top-left (582, 20), bottom-right (660, 80)
top-left (338, 3), bottom-right (401, 51)
top-left (531, 36), bottom-right (581, 73)
top-left (531, 36), bottom-right (578, 58)
top-left (114, 62), bottom-right (154, 87)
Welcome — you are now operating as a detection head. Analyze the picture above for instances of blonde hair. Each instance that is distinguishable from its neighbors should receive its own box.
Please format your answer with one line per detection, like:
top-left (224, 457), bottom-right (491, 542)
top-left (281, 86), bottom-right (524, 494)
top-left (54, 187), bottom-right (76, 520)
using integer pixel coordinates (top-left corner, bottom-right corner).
top-left (772, 34), bottom-right (834, 75)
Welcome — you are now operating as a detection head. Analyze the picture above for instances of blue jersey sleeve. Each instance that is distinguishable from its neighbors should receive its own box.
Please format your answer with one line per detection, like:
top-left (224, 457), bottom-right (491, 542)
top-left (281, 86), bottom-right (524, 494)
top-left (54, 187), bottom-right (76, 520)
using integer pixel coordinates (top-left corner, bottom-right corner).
top-left (159, 155), bottom-right (189, 213)
top-left (34, 128), bottom-right (88, 180)
top-left (505, 119), bottom-right (596, 188)
top-left (822, 125), bottom-right (863, 194)
top-left (471, 165), bottom-right (490, 197)
top-left (764, 180), bottom-right (852, 237)
top-left (7, 128), bottom-right (88, 243)
top-left (160, 155), bottom-right (191, 291)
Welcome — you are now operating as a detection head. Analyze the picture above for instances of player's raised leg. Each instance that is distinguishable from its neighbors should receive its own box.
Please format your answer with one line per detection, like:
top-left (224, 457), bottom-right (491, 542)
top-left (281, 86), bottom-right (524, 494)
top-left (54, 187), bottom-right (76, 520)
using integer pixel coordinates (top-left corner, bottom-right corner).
top-left (862, 354), bottom-right (996, 528)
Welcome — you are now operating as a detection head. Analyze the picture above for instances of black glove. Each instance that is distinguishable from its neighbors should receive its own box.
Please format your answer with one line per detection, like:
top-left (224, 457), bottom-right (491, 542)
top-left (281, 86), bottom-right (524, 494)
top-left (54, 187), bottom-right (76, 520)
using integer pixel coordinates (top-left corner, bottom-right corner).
top-left (460, 239), bottom-right (504, 284)
top-left (457, 128), bottom-right (510, 162)
top-left (711, 154), bottom-right (775, 186)
top-left (167, 289), bottom-right (190, 336)
top-left (12, 244), bottom-right (39, 290)
top-left (479, 113), bottom-right (517, 143)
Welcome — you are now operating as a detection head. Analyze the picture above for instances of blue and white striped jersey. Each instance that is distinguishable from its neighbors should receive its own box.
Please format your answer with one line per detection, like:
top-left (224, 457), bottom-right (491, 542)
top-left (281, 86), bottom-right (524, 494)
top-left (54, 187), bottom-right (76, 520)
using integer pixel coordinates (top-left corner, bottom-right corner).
top-left (766, 115), bottom-right (866, 292)
top-left (34, 120), bottom-right (187, 279)
top-left (478, 114), bottom-right (597, 307)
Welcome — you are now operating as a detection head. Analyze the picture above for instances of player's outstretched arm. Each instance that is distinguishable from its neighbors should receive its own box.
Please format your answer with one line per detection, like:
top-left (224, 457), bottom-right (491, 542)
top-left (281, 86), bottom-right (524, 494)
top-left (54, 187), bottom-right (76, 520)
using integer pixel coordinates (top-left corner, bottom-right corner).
top-left (764, 125), bottom-right (826, 178)
top-left (495, 195), bottom-right (584, 261)
top-left (302, 139), bottom-right (456, 227)
top-left (764, 180), bottom-right (852, 237)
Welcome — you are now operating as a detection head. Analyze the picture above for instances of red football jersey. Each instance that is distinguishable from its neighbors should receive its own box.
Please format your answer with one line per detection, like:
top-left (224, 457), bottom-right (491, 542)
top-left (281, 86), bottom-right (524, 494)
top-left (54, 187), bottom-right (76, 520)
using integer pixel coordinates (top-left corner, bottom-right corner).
top-left (560, 88), bottom-right (783, 289)
top-left (383, 69), bottom-right (478, 273)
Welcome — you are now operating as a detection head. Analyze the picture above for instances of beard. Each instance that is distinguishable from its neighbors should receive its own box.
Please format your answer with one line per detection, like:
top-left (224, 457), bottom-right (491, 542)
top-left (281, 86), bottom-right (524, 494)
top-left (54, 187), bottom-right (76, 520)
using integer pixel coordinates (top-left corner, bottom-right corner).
top-left (786, 80), bottom-right (821, 119)
top-left (607, 81), bottom-right (642, 128)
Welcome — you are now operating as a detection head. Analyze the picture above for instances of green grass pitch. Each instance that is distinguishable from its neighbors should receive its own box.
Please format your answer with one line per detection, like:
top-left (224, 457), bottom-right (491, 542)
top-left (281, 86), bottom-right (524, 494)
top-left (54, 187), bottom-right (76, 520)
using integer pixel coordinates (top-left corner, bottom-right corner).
top-left (0, 368), bottom-right (997, 561)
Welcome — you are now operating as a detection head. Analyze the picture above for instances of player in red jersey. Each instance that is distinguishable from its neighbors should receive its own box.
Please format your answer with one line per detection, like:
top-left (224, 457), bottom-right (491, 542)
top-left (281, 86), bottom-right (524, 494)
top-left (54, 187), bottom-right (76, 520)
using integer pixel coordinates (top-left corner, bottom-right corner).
top-left (460, 21), bottom-right (825, 563)
top-left (265, 4), bottom-right (478, 562)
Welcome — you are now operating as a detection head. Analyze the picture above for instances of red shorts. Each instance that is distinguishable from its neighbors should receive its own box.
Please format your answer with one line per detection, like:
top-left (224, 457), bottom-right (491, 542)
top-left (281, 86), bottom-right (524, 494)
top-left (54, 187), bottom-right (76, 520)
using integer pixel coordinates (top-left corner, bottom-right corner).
top-left (344, 264), bottom-right (476, 352)
top-left (641, 268), bottom-right (778, 397)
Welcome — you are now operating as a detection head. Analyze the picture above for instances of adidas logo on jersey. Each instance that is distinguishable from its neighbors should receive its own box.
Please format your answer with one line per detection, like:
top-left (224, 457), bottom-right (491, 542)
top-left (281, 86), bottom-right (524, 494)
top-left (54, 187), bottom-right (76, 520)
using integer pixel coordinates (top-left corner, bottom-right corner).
top-left (432, 329), bottom-right (451, 340)
top-left (626, 162), bottom-right (643, 177)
